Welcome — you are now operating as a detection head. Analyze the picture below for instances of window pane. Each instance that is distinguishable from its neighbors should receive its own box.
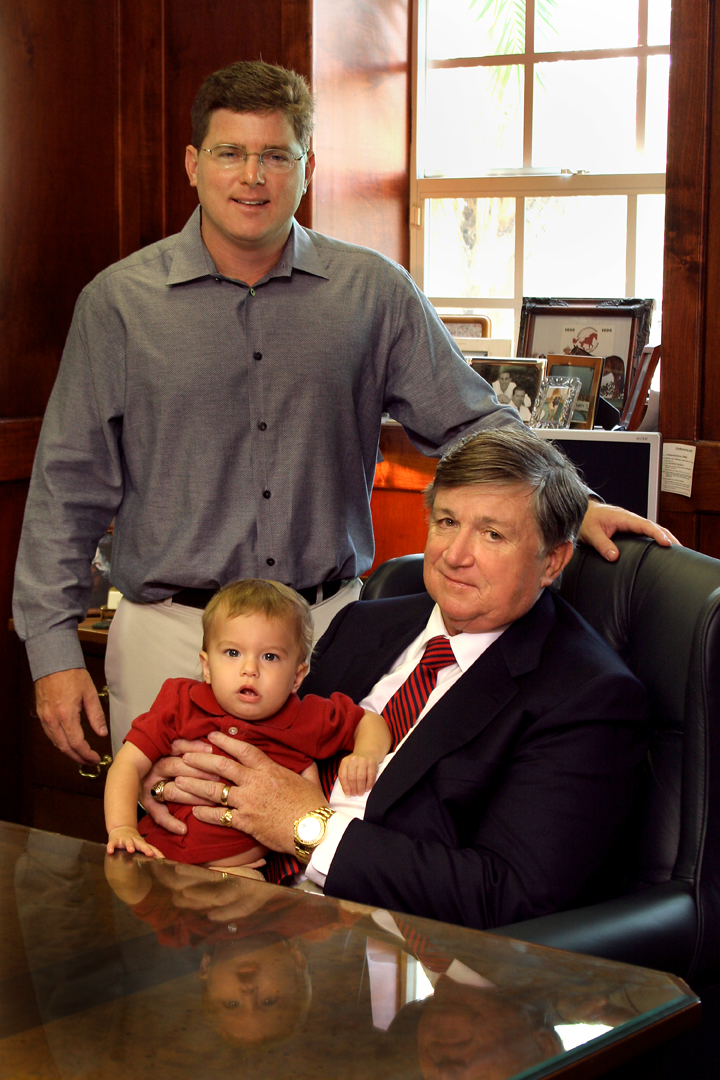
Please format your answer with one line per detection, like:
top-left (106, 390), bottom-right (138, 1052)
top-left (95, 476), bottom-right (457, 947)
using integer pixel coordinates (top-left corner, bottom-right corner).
top-left (644, 56), bottom-right (670, 169)
top-left (535, 0), bottom-right (638, 52)
top-left (635, 194), bottom-right (665, 340)
top-left (477, 307), bottom-right (516, 342)
top-left (533, 59), bottom-right (638, 171)
top-left (426, 0), bottom-right (525, 60)
top-left (425, 198), bottom-right (515, 298)
top-left (647, 0), bottom-right (672, 46)
top-left (524, 196), bottom-right (627, 295)
top-left (424, 67), bottom-right (523, 176)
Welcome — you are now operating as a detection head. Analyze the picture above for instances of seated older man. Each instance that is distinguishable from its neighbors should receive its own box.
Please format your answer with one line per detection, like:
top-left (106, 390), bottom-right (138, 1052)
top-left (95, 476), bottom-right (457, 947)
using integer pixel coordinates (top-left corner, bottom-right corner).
top-left (146, 427), bottom-right (648, 931)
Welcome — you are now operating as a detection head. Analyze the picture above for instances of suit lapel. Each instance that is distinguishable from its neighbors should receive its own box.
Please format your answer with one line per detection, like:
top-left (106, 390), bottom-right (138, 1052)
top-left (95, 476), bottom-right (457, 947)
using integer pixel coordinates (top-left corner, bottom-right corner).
top-left (365, 590), bottom-right (559, 820)
top-left (326, 593), bottom-right (435, 702)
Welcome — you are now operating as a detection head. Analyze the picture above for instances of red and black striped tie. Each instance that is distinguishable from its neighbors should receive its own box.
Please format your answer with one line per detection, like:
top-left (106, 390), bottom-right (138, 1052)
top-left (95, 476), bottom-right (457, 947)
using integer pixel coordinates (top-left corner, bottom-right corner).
top-left (383, 635), bottom-right (457, 749)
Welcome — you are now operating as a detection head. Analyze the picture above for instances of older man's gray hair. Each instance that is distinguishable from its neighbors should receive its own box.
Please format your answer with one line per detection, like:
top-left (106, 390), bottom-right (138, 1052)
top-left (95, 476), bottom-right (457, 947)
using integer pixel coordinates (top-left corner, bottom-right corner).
top-left (424, 427), bottom-right (588, 555)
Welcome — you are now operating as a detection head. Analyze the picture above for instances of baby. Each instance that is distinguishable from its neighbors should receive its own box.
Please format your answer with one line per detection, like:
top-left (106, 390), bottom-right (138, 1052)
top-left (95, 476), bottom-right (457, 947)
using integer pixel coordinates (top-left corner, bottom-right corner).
top-left (105, 579), bottom-right (391, 867)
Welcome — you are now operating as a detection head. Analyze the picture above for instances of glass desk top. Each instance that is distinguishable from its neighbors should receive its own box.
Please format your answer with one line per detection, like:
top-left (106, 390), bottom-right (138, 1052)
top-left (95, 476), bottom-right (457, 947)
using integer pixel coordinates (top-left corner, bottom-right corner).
top-left (0, 822), bottom-right (699, 1080)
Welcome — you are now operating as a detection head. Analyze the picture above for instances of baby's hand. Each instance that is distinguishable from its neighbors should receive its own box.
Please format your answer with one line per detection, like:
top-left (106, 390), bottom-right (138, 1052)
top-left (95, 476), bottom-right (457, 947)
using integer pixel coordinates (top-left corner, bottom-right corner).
top-left (107, 826), bottom-right (165, 859)
top-left (338, 752), bottom-right (380, 797)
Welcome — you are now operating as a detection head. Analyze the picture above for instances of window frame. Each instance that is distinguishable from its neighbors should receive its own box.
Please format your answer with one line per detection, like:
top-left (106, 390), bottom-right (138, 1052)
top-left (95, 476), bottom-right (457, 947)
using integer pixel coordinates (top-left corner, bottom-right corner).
top-left (409, 0), bottom-right (669, 343)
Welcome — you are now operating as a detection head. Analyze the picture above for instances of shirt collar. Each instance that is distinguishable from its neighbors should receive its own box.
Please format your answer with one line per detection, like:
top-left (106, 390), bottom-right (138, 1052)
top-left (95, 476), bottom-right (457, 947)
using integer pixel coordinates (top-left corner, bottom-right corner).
top-left (165, 209), bottom-right (329, 287)
top-left (410, 604), bottom-right (507, 673)
top-left (165, 207), bottom-right (216, 285)
top-left (188, 679), bottom-right (226, 715)
top-left (186, 679), bottom-right (296, 729)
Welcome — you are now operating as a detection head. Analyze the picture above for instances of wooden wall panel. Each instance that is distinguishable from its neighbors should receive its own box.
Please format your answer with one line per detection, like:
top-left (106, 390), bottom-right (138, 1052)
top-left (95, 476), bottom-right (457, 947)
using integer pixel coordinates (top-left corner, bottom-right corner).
top-left (0, 0), bottom-right (119, 418)
top-left (0, 483), bottom-right (31, 823)
top-left (117, 0), bottom-right (166, 257)
top-left (659, 1), bottom-right (720, 555)
top-left (702, 5), bottom-right (720, 445)
top-left (660, 0), bottom-right (710, 446)
top-left (312, 0), bottom-right (411, 266)
top-left (698, 513), bottom-right (720, 558)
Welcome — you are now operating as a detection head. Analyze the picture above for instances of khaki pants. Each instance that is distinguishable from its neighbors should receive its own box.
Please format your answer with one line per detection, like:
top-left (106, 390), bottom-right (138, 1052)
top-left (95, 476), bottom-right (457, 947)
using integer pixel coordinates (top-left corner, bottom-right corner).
top-left (105, 579), bottom-right (362, 755)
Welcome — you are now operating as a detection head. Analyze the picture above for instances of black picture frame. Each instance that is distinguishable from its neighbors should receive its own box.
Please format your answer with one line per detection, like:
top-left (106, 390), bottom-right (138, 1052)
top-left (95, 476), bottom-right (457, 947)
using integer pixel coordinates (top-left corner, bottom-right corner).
top-left (516, 298), bottom-right (655, 409)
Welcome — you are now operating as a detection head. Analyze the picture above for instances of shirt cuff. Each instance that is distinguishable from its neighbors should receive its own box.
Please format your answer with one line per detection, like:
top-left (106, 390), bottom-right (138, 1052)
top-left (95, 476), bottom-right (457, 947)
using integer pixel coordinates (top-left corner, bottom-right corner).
top-left (24, 628), bottom-right (87, 682)
top-left (305, 811), bottom-right (354, 888)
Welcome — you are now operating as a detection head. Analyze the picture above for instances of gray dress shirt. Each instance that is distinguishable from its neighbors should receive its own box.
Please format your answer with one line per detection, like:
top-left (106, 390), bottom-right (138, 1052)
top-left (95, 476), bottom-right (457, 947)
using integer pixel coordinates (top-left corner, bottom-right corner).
top-left (13, 208), bottom-right (518, 679)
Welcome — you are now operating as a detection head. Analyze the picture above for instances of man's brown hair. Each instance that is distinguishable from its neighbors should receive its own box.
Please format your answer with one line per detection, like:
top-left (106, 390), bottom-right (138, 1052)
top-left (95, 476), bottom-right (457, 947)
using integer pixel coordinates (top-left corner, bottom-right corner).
top-left (191, 60), bottom-right (314, 149)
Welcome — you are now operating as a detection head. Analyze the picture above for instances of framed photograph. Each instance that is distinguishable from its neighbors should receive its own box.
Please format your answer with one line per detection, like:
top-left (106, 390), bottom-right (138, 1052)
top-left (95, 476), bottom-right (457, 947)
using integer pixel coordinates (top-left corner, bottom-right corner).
top-left (621, 344), bottom-right (661, 431)
top-left (516, 298), bottom-right (655, 408)
top-left (599, 354), bottom-right (627, 414)
top-left (531, 376), bottom-right (582, 429)
top-left (471, 360), bottom-right (546, 421)
top-left (546, 353), bottom-right (605, 430)
top-left (440, 314), bottom-right (492, 339)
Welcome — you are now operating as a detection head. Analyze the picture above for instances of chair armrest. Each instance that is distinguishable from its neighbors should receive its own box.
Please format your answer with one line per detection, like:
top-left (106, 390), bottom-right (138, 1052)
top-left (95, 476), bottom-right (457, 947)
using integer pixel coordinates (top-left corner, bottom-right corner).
top-left (492, 880), bottom-right (698, 977)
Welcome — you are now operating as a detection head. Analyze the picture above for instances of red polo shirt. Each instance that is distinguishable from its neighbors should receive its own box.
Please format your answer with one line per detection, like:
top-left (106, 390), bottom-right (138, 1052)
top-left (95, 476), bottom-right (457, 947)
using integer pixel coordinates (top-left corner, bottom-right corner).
top-left (127, 678), bottom-right (364, 863)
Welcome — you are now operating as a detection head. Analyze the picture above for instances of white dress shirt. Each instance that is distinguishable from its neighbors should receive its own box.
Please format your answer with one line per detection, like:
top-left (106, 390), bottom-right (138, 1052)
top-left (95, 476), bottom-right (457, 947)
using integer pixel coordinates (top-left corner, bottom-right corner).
top-left (305, 604), bottom-right (506, 887)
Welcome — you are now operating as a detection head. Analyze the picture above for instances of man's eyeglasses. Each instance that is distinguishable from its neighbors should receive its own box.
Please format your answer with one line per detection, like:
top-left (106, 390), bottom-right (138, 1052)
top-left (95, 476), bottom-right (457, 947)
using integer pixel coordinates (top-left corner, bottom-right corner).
top-left (199, 145), bottom-right (307, 174)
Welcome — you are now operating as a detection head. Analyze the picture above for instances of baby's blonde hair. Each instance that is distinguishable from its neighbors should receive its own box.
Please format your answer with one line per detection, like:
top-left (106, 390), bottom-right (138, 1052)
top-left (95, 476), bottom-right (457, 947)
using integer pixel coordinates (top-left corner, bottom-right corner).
top-left (202, 580), bottom-right (313, 663)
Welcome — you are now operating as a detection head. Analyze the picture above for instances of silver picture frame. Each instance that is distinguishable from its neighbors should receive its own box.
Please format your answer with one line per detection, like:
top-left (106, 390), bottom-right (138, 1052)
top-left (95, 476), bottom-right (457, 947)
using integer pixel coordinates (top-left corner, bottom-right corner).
top-left (530, 376), bottom-right (582, 429)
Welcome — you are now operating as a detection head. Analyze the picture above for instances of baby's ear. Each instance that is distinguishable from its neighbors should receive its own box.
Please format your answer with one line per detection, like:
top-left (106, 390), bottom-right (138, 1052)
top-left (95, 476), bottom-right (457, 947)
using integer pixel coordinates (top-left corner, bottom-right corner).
top-left (293, 662), bottom-right (310, 691)
top-left (199, 651), bottom-right (212, 684)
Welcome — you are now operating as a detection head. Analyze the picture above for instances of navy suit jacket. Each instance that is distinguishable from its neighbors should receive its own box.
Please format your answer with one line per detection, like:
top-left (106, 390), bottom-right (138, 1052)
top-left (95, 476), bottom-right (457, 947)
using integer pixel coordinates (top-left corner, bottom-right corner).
top-left (300, 589), bottom-right (648, 931)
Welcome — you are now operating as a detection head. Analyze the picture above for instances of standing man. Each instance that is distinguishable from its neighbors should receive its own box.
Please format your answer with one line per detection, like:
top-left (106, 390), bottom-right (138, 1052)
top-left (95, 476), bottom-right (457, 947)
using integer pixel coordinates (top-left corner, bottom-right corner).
top-left (13, 60), bottom-right (674, 766)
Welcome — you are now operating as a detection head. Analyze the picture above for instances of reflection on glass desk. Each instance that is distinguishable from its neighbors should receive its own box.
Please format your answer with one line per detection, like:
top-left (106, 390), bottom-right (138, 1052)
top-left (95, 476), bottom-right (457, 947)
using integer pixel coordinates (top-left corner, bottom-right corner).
top-left (0, 822), bottom-right (699, 1080)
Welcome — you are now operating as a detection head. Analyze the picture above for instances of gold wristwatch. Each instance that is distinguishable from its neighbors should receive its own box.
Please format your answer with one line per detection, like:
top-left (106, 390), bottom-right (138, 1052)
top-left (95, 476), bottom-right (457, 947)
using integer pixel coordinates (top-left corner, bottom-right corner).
top-left (293, 806), bottom-right (335, 864)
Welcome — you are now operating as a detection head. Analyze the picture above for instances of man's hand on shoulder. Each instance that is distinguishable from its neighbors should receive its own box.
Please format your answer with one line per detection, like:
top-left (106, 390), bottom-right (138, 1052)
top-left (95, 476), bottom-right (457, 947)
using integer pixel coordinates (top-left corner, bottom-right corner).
top-left (579, 500), bottom-right (680, 561)
top-left (35, 668), bottom-right (108, 764)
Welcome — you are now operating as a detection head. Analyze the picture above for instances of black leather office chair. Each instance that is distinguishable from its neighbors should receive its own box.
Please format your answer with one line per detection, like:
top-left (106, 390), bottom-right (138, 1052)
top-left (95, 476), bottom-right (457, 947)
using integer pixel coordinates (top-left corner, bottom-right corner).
top-left (359, 537), bottom-right (720, 987)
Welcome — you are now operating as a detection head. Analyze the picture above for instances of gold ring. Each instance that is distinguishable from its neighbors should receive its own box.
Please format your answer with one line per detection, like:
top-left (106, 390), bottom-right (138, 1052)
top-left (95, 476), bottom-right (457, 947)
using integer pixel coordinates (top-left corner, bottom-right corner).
top-left (221, 808), bottom-right (234, 828)
top-left (151, 780), bottom-right (167, 803)
top-left (220, 784), bottom-right (231, 807)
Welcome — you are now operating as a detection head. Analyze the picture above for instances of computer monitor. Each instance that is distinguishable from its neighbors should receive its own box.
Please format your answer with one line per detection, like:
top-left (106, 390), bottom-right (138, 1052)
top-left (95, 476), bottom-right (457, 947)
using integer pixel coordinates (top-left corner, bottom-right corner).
top-left (535, 430), bottom-right (661, 521)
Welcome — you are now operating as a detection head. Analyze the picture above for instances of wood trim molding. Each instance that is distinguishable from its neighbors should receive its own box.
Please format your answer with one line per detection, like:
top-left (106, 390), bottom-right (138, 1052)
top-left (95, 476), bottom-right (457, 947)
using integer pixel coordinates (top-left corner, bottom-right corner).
top-left (659, 0), bottom-right (712, 443)
top-left (0, 419), bottom-right (42, 484)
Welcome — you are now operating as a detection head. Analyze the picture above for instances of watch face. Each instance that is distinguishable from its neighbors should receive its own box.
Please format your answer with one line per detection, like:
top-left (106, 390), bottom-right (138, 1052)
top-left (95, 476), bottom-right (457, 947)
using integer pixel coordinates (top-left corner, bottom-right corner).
top-left (297, 815), bottom-right (324, 845)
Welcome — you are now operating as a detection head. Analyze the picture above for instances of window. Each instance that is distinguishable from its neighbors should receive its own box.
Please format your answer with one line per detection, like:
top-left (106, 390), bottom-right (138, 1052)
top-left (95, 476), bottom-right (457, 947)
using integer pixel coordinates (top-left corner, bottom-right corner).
top-left (410, 0), bottom-right (670, 349)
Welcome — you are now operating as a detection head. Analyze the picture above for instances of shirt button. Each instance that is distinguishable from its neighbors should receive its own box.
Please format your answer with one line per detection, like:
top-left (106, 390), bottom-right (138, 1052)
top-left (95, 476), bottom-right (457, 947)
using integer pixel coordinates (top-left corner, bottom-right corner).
top-left (249, 287), bottom-right (256, 296)
top-left (253, 351), bottom-right (262, 361)
top-left (258, 421), bottom-right (267, 431)
top-left (228, 726), bottom-right (238, 736)
top-left (263, 489), bottom-right (271, 499)
top-left (267, 557), bottom-right (275, 566)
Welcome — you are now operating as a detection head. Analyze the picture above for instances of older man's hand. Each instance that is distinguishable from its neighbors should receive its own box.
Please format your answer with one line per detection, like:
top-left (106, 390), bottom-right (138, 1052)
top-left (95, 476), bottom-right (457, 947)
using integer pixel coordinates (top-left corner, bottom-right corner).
top-left (579, 501), bottom-right (680, 561)
top-left (140, 739), bottom-right (218, 835)
top-left (176, 732), bottom-right (329, 854)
